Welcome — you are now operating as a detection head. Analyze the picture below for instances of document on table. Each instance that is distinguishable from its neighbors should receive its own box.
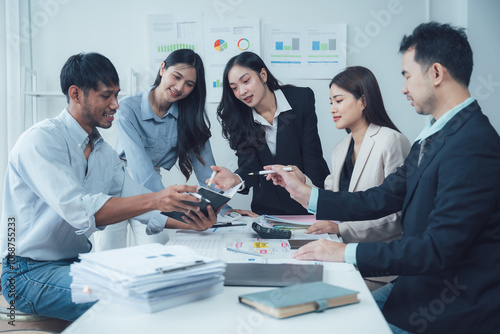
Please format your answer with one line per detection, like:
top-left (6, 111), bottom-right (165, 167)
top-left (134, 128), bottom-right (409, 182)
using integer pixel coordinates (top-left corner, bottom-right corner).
top-left (168, 226), bottom-right (340, 264)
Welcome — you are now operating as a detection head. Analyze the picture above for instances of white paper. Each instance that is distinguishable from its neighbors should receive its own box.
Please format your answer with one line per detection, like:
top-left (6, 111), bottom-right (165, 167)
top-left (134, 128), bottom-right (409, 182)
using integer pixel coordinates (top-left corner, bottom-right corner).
top-left (221, 181), bottom-right (245, 198)
top-left (263, 23), bottom-right (346, 79)
top-left (203, 19), bottom-right (261, 103)
top-left (169, 225), bottom-right (337, 264)
top-left (148, 14), bottom-right (204, 74)
top-left (70, 244), bottom-right (225, 313)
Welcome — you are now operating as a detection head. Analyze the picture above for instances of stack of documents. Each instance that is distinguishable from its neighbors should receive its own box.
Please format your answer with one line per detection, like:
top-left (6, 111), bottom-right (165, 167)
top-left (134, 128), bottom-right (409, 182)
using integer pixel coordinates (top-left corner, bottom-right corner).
top-left (70, 244), bottom-right (226, 313)
top-left (261, 215), bottom-right (319, 229)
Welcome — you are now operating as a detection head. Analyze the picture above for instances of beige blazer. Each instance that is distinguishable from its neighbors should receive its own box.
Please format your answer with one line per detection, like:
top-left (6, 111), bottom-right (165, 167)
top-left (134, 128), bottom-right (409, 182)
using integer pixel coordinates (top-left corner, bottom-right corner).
top-left (324, 124), bottom-right (411, 243)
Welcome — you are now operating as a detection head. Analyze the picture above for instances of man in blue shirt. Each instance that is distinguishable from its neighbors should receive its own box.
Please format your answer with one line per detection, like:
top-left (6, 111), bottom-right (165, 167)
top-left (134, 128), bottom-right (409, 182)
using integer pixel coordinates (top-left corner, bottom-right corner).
top-left (0, 52), bottom-right (217, 321)
top-left (269, 22), bottom-right (500, 333)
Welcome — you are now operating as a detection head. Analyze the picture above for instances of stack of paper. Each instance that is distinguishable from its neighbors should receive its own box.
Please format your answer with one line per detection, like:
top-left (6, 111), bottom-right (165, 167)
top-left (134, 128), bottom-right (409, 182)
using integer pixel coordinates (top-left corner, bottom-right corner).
top-left (260, 215), bottom-right (319, 229)
top-left (70, 244), bottom-right (226, 313)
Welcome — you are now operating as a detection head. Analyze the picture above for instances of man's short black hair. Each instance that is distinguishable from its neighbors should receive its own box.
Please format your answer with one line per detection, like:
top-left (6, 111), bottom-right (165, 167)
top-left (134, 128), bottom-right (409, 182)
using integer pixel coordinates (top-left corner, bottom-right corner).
top-left (60, 52), bottom-right (119, 102)
top-left (399, 22), bottom-right (473, 87)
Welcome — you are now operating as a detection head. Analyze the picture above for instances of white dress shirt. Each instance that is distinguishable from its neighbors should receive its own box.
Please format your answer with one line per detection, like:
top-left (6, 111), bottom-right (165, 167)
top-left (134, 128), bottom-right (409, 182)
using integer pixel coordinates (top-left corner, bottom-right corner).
top-left (251, 89), bottom-right (292, 157)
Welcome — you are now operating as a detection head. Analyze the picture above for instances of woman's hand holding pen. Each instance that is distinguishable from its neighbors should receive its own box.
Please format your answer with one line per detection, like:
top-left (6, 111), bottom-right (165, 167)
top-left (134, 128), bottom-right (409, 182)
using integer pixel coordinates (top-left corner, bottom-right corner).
top-left (206, 166), bottom-right (241, 191)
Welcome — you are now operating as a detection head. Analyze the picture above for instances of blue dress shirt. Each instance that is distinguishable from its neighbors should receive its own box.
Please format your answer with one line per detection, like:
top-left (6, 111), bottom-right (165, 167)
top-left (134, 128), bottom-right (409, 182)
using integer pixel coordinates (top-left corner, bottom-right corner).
top-left (307, 97), bottom-right (477, 266)
top-left (414, 97), bottom-right (475, 143)
top-left (114, 88), bottom-right (219, 193)
top-left (0, 109), bottom-right (166, 261)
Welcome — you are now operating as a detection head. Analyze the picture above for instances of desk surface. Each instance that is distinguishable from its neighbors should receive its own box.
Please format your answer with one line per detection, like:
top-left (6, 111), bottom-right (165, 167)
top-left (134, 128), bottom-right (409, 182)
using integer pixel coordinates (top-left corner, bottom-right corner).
top-left (63, 222), bottom-right (391, 334)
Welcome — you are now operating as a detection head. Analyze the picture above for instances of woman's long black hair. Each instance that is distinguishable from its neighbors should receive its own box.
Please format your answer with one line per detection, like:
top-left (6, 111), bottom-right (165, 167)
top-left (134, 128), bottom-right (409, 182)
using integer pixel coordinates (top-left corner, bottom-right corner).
top-left (217, 51), bottom-right (283, 155)
top-left (330, 66), bottom-right (400, 133)
top-left (152, 49), bottom-right (210, 180)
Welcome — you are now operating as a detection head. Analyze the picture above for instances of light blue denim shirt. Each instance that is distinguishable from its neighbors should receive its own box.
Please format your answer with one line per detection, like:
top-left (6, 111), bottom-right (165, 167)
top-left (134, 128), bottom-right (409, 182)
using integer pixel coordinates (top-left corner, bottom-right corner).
top-left (114, 88), bottom-right (218, 193)
top-left (0, 109), bottom-right (166, 261)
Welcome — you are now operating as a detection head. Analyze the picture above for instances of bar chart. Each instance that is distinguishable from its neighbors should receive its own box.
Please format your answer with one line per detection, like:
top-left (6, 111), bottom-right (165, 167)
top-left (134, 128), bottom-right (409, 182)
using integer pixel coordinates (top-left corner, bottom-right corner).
top-left (275, 38), bottom-right (300, 51)
top-left (264, 23), bottom-right (346, 79)
top-left (312, 39), bottom-right (336, 51)
top-left (157, 43), bottom-right (195, 53)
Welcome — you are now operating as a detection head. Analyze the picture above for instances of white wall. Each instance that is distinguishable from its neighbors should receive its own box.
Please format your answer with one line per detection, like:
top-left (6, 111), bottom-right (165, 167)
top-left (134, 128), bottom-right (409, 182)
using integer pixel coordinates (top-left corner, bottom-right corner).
top-left (2, 0), bottom-right (498, 212)
top-left (429, 0), bottom-right (500, 135)
top-left (25, 0), bottom-right (429, 210)
top-left (468, 0), bottom-right (500, 132)
top-left (0, 1), bottom-right (7, 204)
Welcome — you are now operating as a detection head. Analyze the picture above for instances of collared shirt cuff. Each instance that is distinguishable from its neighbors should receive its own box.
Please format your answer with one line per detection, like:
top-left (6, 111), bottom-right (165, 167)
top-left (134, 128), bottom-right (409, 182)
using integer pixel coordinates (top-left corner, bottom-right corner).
top-left (307, 187), bottom-right (319, 214)
top-left (219, 204), bottom-right (232, 216)
top-left (145, 211), bottom-right (168, 235)
top-left (235, 174), bottom-right (247, 193)
top-left (77, 193), bottom-right (112, 235)
top-left (344, 243), bottom-right (358, 266)
top-left (235, 174), bottom-right (245, 190)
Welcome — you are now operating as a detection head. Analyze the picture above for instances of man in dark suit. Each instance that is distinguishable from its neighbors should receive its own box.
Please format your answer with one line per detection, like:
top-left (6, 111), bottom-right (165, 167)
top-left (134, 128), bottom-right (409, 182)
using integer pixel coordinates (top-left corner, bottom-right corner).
top-left (269, 22), bottom-right (500, 333)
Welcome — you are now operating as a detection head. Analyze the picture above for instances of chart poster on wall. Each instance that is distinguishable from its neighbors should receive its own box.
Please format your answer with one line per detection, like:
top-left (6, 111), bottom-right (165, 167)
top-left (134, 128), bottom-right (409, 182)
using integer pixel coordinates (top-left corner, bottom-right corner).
top-left (147, 14), bottom-right (204, 75)
top-left (263, 23), bottom-right (346, 80)
top-left (203, 19), bottom-right (261, 103)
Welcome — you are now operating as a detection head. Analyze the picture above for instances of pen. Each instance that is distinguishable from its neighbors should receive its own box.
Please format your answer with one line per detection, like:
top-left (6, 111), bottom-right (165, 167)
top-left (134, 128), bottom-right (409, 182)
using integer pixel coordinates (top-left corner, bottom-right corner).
top-left (224, 247), bottom-right (263, 257)
top-left (207, 170), bottom-right (217, 187)
top-left (186, 192), bottom-right (203, 200)
top-left (248, 167), bottom-right (294, 176)
top-left (212, 223), bottom-right (247, 228)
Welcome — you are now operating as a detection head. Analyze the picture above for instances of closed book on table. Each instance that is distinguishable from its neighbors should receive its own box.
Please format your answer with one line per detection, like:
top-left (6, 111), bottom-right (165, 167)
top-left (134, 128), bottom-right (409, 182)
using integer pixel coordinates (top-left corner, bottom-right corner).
top-left (239, 281), bottom-right (359, 318)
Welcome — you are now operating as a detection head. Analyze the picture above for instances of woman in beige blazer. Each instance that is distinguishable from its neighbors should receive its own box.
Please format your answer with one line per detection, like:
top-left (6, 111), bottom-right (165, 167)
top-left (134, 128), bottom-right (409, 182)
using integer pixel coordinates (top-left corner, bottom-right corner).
top-left (304, 66), bottom-right (411, 290)
top-left (320, 123), bottom-right (410, 243)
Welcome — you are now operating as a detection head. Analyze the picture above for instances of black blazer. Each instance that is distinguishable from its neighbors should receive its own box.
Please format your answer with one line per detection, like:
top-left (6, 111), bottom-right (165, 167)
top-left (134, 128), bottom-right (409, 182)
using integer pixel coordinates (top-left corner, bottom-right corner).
top-left (317, 101), bottom-right (500, 333)
top-left (235, 86), bottom-right (329, 215)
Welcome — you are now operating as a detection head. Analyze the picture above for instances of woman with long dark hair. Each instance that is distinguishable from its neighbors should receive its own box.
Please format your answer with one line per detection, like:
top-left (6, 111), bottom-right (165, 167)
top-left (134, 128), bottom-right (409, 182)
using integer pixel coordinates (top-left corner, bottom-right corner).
top-left (273, 66), bottom-right (411, 290)
top-left (209, 51), bottom-right (330, 215)
top-left (95, 49), bottom-right (228, 250)
top-left (306, 66), bottom-right (410, 242)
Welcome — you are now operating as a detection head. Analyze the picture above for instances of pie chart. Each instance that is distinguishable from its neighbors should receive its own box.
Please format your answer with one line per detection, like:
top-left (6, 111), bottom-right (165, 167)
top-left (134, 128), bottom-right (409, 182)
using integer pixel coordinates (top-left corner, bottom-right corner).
top-left (214, 39), bottom-right (228, 52)
top-left (238, 38), bottom-right (250, 51)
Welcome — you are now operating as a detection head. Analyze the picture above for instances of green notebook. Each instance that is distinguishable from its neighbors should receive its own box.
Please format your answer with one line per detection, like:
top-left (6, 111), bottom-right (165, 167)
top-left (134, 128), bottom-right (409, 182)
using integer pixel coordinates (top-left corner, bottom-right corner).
top-left (239, 282), bottom-right (359, 319)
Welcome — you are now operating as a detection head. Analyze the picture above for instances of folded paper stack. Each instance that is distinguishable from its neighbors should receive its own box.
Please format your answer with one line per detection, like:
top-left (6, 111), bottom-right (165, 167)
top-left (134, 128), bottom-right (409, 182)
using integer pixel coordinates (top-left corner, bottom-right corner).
top-left (70, 244), bottom-right (226, 313)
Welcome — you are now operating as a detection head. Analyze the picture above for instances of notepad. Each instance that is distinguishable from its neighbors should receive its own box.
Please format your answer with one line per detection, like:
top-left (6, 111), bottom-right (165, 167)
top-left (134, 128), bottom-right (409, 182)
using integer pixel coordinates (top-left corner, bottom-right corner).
top-left (239, 282), bottom-right (359, 318)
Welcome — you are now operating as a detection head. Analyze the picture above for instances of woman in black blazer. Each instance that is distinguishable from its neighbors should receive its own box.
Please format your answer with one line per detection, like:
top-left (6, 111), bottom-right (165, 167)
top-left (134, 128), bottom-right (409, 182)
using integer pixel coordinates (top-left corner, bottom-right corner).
top-left (209, 52), bottom-right (329, 215)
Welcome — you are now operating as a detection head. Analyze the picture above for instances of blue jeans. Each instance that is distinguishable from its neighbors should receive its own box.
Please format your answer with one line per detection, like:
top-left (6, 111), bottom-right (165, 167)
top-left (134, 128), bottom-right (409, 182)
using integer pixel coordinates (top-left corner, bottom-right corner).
top-left (372, 283), bottom-right (414, 334)
top-left (1, 256), bottom-right (96, 321)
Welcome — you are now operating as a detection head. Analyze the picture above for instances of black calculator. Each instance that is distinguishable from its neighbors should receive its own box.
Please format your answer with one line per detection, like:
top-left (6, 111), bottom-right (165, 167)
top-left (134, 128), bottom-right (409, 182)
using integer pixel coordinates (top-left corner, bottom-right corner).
top-left (252, 222), bottom-right (291, 239)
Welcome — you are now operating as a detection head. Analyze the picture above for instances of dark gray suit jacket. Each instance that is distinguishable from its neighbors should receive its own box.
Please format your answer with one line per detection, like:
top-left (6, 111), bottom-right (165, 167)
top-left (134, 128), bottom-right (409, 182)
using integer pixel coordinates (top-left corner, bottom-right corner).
top-left (317, 101), bottom-right (500, 333)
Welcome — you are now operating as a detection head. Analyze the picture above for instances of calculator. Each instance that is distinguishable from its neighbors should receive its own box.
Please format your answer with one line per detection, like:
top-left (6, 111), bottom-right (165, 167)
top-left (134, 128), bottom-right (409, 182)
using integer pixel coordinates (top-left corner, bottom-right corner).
top-left (252, 222), bottom-right (291, 239)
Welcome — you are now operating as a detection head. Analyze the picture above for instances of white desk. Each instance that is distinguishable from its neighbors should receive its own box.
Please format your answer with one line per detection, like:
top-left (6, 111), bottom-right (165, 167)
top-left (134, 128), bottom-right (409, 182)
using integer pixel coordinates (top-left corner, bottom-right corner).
top-left (63, 224), bottom-right (391, 334)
